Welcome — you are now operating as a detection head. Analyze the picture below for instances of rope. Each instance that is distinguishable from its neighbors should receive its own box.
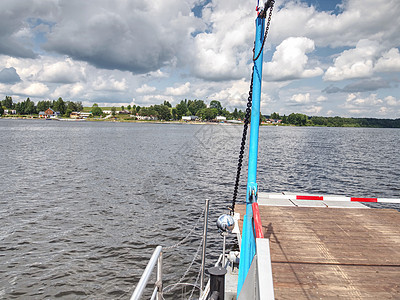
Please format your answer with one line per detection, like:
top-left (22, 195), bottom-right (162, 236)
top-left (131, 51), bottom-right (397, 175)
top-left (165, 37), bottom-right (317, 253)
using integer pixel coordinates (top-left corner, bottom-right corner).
top-left (162, 235), bottom-right (203, 296)
top-left (163, 207), bottom-right (204, 251)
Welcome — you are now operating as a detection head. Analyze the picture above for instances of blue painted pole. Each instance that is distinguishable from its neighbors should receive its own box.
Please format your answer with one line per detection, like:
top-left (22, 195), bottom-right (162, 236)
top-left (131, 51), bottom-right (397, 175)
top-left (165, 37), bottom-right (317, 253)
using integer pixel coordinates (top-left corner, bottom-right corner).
top-left (237, 15), bottom-right (265, 298)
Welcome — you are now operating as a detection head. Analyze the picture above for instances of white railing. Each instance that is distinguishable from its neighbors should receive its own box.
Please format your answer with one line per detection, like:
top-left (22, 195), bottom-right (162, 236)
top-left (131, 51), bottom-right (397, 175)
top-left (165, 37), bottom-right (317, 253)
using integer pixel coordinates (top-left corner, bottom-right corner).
top-left (130, 246), bottom-right (163, 300)
top-left (238, 238), bottom-right (275, 300)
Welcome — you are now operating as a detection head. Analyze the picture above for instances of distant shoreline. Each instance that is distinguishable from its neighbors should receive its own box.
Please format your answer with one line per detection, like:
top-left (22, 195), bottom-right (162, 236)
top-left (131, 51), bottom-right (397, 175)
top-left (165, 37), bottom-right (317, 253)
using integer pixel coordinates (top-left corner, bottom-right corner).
top-left (1, 116), bottom-right (399, 128)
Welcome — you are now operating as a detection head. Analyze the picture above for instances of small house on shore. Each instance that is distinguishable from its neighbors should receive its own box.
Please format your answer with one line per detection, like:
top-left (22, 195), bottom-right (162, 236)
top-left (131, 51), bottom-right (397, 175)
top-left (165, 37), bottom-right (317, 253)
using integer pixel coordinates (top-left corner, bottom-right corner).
top-left (182, 116), bottom-right (198, 121)
top-left (3, 109), bottom-right (17, 115)
top-left (136, 115), bottom-right (158, 120)
top-left (216, 116), bottom-right (227, 122)
top-left (70, 111), bottom-right (91, 119)
top-left (39, 108), bottom-right (60, 118)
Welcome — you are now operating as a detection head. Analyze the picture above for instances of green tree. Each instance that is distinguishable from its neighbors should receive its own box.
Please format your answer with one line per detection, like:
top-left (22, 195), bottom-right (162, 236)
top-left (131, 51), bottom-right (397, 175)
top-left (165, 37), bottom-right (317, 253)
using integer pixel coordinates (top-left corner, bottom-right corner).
top-left (65, 108), bottom-right (72, 117)
top-left (232, 108), bottom-right (239, 119)
top-left (198, 107), bottom-right (218, 120)
top-left (271, 112), bottom-right (280, 119)
top-left (121, 105), bottom-right (125, 111)
top-left (209, 100), bottom-right (223, 114)
top-left (311, 116), bottom-right (328, 126)
top-left (221, 108), bottom-right (231, 118)
top-left (3, 96), bottom-right (13, 109)
top-left (15, 101), bottom-right (25, 115)
top-left (53, 97), bottom-right (66, 115)
top-left (171, 107), bottom-right (177, 120)
top-left (139, 106), bottom-right (158, 117)
top-left (154, 104), bottom-right (171, 120)
top-left (260, 113), bottom-right (267, 123)
top-left (281, 114), bottom-right (287, 124)
top-left (37, 100), bottom-right (52, 112)
top-left (66, 101), bottom-right (77, 112)
top-left (111, 106), bottom-right (116, 116)
top-left (288, 113), bottom-right (307, 126)
top-left (175, 100), bottom-right (188, 119)
top-left (91, 103), bottom-right (103, 116)
top-left (0, 104), bottom-right (3, 115)
top-left (163, 100), bottom-right (172, 108)
top-left (25, 98), bottom-right (36, 114)
top-left (127, 105), bottom-right (132, 111)
top-left (188, 99), bottom-right (206, 116)
top-left (76, 101), bottom-right (83, 111)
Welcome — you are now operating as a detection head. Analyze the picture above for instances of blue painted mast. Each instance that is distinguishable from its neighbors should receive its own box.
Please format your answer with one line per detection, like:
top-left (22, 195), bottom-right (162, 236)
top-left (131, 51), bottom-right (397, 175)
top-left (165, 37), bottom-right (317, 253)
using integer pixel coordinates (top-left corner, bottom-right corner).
top-left (237, 3), bottom-right (269, 296)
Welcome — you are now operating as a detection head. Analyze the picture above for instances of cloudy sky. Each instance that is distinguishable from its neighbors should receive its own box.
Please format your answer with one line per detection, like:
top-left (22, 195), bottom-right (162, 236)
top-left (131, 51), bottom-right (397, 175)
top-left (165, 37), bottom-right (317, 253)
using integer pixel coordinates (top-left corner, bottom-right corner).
top-left (0, 0), bottom-right (399, 117)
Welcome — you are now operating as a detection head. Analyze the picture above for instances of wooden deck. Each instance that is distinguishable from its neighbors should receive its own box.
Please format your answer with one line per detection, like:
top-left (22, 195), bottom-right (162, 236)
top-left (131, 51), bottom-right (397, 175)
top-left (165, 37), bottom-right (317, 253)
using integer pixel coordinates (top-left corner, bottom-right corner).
top-left (235, 204), bottom-right (400, 299)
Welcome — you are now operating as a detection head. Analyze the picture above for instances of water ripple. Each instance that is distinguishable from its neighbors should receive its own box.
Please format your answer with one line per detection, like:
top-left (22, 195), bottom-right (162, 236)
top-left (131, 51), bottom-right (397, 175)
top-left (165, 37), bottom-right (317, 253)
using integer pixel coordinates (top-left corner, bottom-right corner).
top-left (0, 120), bottom-right (399, 299)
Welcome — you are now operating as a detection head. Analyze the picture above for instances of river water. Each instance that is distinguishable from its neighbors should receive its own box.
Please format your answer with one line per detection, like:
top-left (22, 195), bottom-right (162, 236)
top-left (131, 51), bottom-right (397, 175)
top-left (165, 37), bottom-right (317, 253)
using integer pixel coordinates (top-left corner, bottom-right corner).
top-left (0, 119), bottom-right (399, 299)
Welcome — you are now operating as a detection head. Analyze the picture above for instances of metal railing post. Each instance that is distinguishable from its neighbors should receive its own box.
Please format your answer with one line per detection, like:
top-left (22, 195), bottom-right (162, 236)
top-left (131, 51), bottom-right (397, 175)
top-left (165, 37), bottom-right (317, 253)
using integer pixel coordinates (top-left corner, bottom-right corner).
top-left (130, 246), bottom-right (163, 300)
top-left (200, 199), bottom-right (210, 296)
top-left (156, 251), bottom-right (163, 300)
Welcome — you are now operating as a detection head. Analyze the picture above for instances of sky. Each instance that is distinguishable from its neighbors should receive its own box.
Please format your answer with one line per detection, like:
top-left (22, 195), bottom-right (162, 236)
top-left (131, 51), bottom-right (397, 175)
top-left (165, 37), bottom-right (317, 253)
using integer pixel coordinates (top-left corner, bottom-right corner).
top-left (0, 0), bottom-right (399, 118)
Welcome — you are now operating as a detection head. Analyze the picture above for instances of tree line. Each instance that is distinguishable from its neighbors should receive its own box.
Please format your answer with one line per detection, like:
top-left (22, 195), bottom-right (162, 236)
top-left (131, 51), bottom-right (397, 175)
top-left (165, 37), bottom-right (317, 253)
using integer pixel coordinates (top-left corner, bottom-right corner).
top-left (270, 112), bottom-right (400, 128)
top-left (1, 96), bottom-right (398, 127)
top-left (0, 96), bottom-right (83, 117)
top-left (90, 99), bottom-right (249, 121)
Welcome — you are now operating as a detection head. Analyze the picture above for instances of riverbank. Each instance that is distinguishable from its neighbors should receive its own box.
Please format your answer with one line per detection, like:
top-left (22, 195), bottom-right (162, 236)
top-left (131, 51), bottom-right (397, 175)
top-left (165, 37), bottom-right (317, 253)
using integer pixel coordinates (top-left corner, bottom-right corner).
top-left (1, 115), bottom-right (400, 128)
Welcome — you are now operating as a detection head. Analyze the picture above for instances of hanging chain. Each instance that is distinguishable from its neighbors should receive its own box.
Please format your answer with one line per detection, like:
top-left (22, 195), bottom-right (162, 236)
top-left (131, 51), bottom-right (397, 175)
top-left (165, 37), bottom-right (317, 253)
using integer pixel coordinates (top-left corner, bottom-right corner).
top-left (230, 65), bottom-right (253, 215)
top-left (230, 2), bottom-right (274, 215)
top-left (253, 0), bottom-right (275, 62)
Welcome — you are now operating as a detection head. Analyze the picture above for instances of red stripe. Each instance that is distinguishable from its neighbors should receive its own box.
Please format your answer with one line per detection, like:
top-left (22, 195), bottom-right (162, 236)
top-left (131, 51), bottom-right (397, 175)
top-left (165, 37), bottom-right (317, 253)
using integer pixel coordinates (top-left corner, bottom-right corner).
top-left (351, 197), bottom-right (377, 202)
top-left (296, 195), bottom-right (323, 201)
top-left (252, 202), bottom-right (264, 238)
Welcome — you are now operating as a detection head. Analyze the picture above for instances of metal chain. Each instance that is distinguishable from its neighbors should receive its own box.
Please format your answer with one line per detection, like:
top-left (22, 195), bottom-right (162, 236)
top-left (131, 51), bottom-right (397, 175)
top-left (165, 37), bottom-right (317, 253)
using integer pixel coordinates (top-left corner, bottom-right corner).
top-left (230, 65), bottom-right (254, 215)
top-left (253, 1), bottom-right (275, 62)
top-left (230, 3), bottom-right (274, 215)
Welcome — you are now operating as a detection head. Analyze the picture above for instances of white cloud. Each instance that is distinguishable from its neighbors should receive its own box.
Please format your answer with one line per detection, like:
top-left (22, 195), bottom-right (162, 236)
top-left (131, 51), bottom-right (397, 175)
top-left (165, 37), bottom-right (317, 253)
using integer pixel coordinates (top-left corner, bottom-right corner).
top-left (264, 37), bottom-right (323, 81)
top-left (341, 93), bottom-right (390, 116)
top-left (271, 0), bottom-right (400, 48)
top-left (324, 39), bottom-right (380, 81)
top-left (144, 70), bottom-right (168, 79)
top-left (11, 82), bottom-right (49, 97)
top-left (375, 48), bottom-right (400, 72)
top-left (39, 58), bottom-right (86, 83)
top-left (93, 76), bottom-right (127, 92)
top-left (385, 96), bottom-right (400, 107)
top-left (165, 82), bottom-right (190, 96)
top-left (209, 79), bottom-right (250, 107)
top-left (52, 83), bottom-right (85, 99)
top-left (136, 84), bottom-right (156, 94)
top-left (304, 105), bottom-right (323, 115)
top-left (141, 94), bottom-right (175, 104)
top-left (190, 0), bottom-right (254, 80)
top-left (287, 92), bottom-right (327, 106)
top-left (290, 93), bottom-right (311, 104)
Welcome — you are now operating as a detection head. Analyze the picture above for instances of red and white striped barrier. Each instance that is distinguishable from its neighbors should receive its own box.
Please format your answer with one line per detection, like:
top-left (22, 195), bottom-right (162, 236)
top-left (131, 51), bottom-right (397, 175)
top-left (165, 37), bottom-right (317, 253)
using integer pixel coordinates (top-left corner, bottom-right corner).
top-left (261, 193), bottom-right (400, 204)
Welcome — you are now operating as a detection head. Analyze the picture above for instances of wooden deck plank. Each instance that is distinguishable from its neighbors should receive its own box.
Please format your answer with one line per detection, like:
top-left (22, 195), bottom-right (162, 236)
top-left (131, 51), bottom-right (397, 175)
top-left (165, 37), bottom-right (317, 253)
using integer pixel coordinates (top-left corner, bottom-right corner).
top-left (236, 205), bottom-right (400, 299)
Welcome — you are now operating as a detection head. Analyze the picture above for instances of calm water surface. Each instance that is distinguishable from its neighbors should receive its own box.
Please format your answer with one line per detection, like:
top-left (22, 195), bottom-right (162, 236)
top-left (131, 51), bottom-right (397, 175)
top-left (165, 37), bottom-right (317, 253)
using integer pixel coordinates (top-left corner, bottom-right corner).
top-left (0, 119), bottom-right (399, 299)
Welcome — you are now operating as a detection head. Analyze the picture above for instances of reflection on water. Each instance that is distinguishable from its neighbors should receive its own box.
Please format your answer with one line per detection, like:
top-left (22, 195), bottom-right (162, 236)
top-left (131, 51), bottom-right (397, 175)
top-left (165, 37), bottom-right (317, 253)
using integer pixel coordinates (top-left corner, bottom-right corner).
top-left (0, 120), bottom-right (399, 298)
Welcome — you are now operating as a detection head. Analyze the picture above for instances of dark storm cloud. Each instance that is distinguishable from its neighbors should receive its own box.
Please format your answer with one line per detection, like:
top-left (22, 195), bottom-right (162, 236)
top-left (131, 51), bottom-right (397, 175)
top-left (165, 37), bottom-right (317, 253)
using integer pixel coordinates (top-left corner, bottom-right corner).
top-left (0, 0), bottom-right (57, 58)
top-left (0, 67), bottom-right (21, 83)
top-left (323, 78), bottom-right (391, 93)
top-left (43, 0), bottom-right (201, 74)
